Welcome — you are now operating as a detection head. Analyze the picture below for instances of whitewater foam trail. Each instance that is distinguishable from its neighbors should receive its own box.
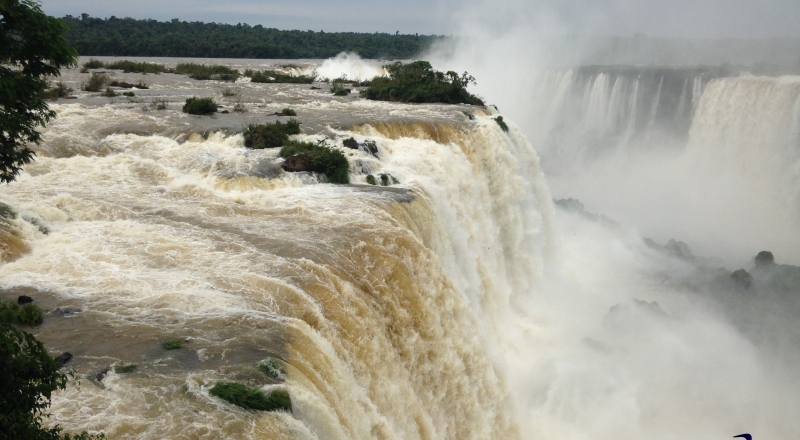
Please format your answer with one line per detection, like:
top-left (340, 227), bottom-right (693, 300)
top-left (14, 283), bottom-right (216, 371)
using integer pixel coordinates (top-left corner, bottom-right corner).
top-left (0, 101), bottom-right (553, 439)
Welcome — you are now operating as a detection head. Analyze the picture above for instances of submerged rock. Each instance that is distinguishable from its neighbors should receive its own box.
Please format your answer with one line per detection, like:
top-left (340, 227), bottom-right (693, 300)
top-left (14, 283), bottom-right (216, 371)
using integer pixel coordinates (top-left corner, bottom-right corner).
top-left (18, 295), bottom-right (33, 305)
top-left (54, 352), bottom-right (73, 366)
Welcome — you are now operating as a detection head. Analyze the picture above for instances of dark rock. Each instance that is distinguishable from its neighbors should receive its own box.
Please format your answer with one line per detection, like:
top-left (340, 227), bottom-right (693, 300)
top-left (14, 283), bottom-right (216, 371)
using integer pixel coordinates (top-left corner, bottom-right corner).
top-left (220, 110), bottom-right (229, 114)
top-left (110, 81), bottom-right (135, 89)
top-left (731, 269), bottom-right (753, 288)
top-left (0, 202), bottom-right (17, 219)
top-left (54, 352), bottom-right (73, 366)
top-left (755, 251), bottom-right (775, 267)
top-left (342, 137), bottom-right (359, 149)
top-left (18, 295), bottom-right (33, 305)
top-left (310, 86), bottom-right (321, 90)
top-left (282, 154), bottom-right (311, 172)
top-left (51, 307), bottom-right (81, 317)
top-left (90, 366), bottom-right (111, 382)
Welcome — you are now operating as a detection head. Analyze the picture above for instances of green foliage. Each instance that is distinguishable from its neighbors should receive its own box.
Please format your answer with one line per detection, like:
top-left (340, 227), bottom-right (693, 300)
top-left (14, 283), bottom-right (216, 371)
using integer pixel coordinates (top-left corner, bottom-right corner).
top-left (209, 382), bottom-right (292, 412)
top-left (160, 339), bottom-right (183, 350)
top-left (279, 108), bottom-right (296, 116)
top-left (243, 119), bottom-right (301, 149)
top-left (330, 79), bottom-right (351, 96)
top-left (135, 80), bottom-right (149, 89)
top-left (279, 140), bottom-right (350, 184)
top-left (366, 174), bottom-right (376, 185)
top-left (104, 60), bottom-right (165, 74)
top-left (61, 15), bottom-right (440, 59)
top-left (233, 98), bottom-right (246, 113)
top-left (0, 323), bottom-right (105, 439)
top-left (40, 82), bottom-right (73, 100)
top-left (221, 87), bottom-right (236, 97)
top-left (101, 87), bottom-right (117, 97)
top-left (361, 61), bottom-right (484, 105)
top-left (494, 116), bottom-right (509, 132)
top-left (149, 98), bottom-right (167, 110)
top-left (81, 58), bottom-right (103, 69)
top-left (0, 0), bottom-right (78, 183)
top-left (113, 364), bottom-right (137, 373)
top-left (174, 63), bottom-right (239, 81)
top-left (380, 174), bottom-right (389, 186)
top-left (182, 97), bottom-right (218, 115)
top-left (0, 202), bottom-right (17, 219)
top-left (245, 69), bottom-right (315, 84)
top-left (257, 358), bottom-right (286, 380)
top-left (122, 91), bottom-right (135, 97)
top-left (82, 73), bottom-right (109, 92)
top-left (0, 299), bottom-right (44, 326)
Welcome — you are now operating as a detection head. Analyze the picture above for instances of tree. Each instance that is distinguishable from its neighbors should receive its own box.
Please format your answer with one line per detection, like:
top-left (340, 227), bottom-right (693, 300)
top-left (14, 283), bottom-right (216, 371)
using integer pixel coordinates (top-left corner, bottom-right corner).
top-left (0, 323), bottom-right (103, 440)
top-left (0, 0), bottom-right (77, 183)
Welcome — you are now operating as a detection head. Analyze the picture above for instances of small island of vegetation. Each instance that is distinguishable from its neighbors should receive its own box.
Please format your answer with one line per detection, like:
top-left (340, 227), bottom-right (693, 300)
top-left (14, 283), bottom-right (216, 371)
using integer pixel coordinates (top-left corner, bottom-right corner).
top-left (362, 61), bottom-right (484, 106)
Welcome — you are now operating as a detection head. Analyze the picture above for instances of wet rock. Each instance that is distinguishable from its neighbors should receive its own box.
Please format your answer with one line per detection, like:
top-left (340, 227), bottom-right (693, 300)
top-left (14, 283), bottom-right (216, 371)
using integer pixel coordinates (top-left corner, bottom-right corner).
top-left (51, 307), bottom-right (81, 317)
top-left (18, 295), bottom-right (33, 305)
top-left (90, 366), bottom-right (111, 382)
top-left (282, 154), bottom-right (311, 172)
top-left (310, 86), bottom-right (321, 90)
top-left (0, 202), bottom-right (17, 219)
top-left (54, 352), bottom-right (73, 366)
top-left (220, 110), bottom-right (229, 114)
top-left (342, 137), bottom-right (359, 149)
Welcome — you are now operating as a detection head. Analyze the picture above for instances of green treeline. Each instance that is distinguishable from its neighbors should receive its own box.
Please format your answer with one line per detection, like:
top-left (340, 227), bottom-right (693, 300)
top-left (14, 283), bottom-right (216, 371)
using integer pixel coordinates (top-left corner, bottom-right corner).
top-left (61, 14), bottom-right (443, 59)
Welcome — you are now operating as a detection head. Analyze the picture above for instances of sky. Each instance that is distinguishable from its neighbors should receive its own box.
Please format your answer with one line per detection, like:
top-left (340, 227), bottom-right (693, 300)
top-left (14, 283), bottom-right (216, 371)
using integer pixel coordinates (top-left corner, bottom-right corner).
top-left (39, 0), bottom-right (800, 39)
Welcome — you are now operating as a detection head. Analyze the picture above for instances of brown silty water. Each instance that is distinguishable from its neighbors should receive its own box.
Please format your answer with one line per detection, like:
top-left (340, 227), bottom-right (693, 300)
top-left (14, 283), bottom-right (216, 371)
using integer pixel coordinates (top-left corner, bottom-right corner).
top-left (0, 58), bottom-right (552, 439)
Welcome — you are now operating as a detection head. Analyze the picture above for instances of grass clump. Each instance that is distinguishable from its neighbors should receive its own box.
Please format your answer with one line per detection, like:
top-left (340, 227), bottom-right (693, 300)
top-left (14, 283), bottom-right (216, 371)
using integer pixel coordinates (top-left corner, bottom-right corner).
top-left (82, 73), bottom-right (109, 92)
top-left (82, 58), bottom-right (104, 69)
top-left (245, 69), bottom-right (314, 84)
top-left (279, 108), bottom-right (296, 116)
top-left (114, 364), bottom-right (137, 374)
top-left (160, 339), bottom-right (183, 350)
top-left (233, 98), bottom-right (247, 113)
top-left (149, 98), bottom-right (168, 110)
top-left (243, 119), bottom-right (301, 149)
top-left (494, 116), bottom-right (509, 132)
top-left (40, 82), bottom-right (73, 100)
top-left (258, 358), bottom-right (286, 380)
top-left (182, 97), bottom-right (218, 115)
top-left (366, 174), bottom-right (376, 185)
top-left (279, 140), bottom-right (350, 184)
top-left (135, 80), bottom-right (149, 89)
top-left (102, 87), bottom-right (117, 97)
top-left (362, 61), bottom-right (483, 105)
top-left (122, 91), bottom-right (135, 97)
top-left (0, 300), bottom-right (43, 326)
top-left (221, 87), bottom-right (237, 97)
top-left (209, 382), bottom-right (292, 412)
top-left (105, 60), bottom-right (165, 74)
top-left (175, 63), bottom-right (240, 81)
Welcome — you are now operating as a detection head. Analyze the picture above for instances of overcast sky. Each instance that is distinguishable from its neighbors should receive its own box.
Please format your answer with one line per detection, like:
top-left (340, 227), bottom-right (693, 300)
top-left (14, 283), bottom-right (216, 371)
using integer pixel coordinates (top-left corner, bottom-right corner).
top-left (39, 0), bottom-right (800, 39)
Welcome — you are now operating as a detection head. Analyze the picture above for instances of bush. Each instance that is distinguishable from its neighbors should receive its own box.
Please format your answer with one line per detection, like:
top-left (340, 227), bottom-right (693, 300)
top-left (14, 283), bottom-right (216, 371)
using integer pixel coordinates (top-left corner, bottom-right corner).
top-left (114, 364), bottom-right (137, 374)
top-left (366, 174), bottom-right (376, 185)
top-left (330, 79), bottom-right (351, 96)
top-left (279, 108), bottom-right (296, 116)
top-left (104, 60), bottom-right (165, 74)
top-left (209, 381), bottom-right (292, 412)
top-left (149, 98), bottom-right (168, 110)
top-left (361, 61), bottom-right (483, 105)
top-left (245, 69), bottom-right (314, 84)
top-left (380, 174), bottom-right (389, 186)
top-left (122, 91), bottom-right (135, 97)
top-left (175, 63), bottom-right (239, 81)
top-left (222, 87), bottom-right (236, 97)
top-left (279, 140), bottom-right (350, 184)
top-left (102, 87), bottom-right (117, 97)
top-left (135, 80), bottom-right (149, 89)
top-left (243, 119), bottom-right (301, 149)
top-left (0, 300), bottom-right (43, 326)
top-left (40, 82), bottom-right (73, 100)
top-left (182, 97), bottom-right (218, 115)
top-left (160, 339), bottom-right (183, 350)
top-left (82, 58), bottom-right (104, 69)
top-left (82, 72), bottom-right (109, 92)
top-left (494, 116), bottom-right (509, 132)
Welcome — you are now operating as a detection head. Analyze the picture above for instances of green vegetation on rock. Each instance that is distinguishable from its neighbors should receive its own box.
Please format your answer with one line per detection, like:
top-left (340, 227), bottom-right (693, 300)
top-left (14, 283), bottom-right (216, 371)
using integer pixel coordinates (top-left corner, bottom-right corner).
top-left (366, 174), bottom-right (377, 185)
top-left (209, 381), bottom-right (292, 412)
top-left (279, 140), bottom-right (350, 184)
top-left (81, 58), bottom-right (104, 69)
top-left (361, 61), bottom-right (483, 105)
top-left (0, 300), bottom-right (43, 326)
top-left (330, 79), bottom-right (351, 96)
top-left (175, 63), bottom-right (239, 81)
top-left (494, 116), bottom-right (509, 132)
top-left (40, 82), bottom-right (73, 100)
top-left (101, 87), bottom-right (117, 97)
top-left (82, 73), bottom-right (109, 92)
top-left (114, 364), bottom-right (137, 374)
top-left (243, 119), bottom-right (301, 149)
top-left (258, 358), bottom-right (286, 380)
top-left (245, 69), bottom-right (315, 84)
top-left (279, 108), bottom-right (297, 116)
top-left (182, 97), bottom-right (218, 115)
top-left (105, 60), bottom-right (165, 74)
top-left (160, 339), bottom-right (183, 350)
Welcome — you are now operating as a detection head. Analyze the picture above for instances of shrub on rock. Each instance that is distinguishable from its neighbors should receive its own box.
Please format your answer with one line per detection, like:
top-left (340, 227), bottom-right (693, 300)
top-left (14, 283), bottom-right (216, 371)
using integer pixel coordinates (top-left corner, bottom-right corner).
top-left (279, 140), bottom-right (349, 184)
top-left (182, 97), bottom-right (218, 115)
top-left (209, 381), bottom-right (292, 412)
top-left (243, 119), bottom-right (301, 149)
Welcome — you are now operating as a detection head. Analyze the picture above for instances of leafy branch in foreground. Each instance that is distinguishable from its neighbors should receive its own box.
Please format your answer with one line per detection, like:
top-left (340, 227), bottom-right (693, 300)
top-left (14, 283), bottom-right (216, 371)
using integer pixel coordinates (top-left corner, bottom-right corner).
top-left (361, 61), bottom-right (483, 106)
top-left (0, 0), bottom-right (78, 183)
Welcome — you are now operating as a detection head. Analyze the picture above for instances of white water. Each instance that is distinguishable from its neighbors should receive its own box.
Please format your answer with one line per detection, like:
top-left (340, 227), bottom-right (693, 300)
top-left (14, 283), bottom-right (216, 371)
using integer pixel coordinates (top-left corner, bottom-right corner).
top-left (314, 52), bottom-right (387, 81)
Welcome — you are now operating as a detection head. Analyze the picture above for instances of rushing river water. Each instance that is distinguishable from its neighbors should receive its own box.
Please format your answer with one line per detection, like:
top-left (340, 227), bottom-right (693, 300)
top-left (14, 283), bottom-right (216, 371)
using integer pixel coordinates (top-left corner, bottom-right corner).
top-left (1, 56), bottom-right (799, 439)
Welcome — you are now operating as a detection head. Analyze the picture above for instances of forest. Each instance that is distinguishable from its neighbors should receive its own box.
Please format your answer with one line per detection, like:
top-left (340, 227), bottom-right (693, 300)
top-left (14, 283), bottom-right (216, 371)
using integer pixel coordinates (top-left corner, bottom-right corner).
top-left (61, 14), bottom-right (443, 59)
